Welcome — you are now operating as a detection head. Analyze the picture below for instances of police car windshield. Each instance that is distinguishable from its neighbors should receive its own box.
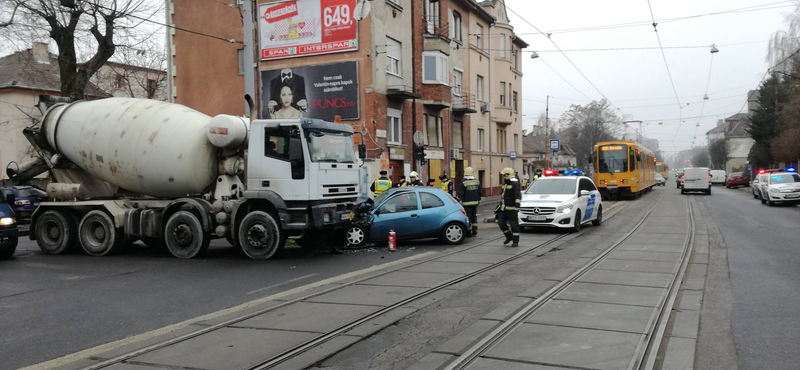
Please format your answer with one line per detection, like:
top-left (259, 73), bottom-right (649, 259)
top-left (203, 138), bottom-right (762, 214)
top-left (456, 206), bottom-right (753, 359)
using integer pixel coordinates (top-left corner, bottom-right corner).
top-left (770, 173), bottom-right (800, 183)
top-left (525, 178), bottom-right (577, 195)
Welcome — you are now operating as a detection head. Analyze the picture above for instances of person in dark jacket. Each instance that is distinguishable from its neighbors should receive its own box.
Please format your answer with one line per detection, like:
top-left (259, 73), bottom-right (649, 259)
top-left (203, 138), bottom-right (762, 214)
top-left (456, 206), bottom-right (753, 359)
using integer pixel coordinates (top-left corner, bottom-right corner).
top-left (458, 167), bottom-right (481, 236)
top-left (407, 172), bottom-right (424, 186)
top-left (496, 167), bottom-right (522, 247)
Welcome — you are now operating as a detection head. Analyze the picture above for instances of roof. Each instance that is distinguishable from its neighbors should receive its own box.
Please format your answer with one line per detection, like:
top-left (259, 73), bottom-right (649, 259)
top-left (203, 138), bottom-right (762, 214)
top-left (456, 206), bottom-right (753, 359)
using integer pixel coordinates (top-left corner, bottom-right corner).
top-left (523, 133), bottom-right (546, 153)
top-left (0, 49), bottom-right (108, 97)
top-left (457, 0), bottom-right (495, 23)
top-left (724, 113), bottom-right (751, 138)
top-left (705, 122), bottom-right (729, 135)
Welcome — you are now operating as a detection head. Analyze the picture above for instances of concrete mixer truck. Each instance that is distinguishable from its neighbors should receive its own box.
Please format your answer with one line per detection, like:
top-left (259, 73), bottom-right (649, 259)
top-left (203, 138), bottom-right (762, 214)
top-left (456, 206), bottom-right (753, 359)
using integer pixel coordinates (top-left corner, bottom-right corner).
top-left (10, 97), bottom-right (365, 259)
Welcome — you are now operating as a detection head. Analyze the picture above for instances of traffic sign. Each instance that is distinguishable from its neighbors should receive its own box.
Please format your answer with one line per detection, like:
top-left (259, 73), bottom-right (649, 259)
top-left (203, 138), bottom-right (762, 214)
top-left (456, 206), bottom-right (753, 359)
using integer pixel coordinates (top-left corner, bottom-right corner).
top-left (413, 131), bottom-right (423, 145)
top-left (549, 139), bottom-right (560, 151)
top-left (509, 151), bottom-right (517, 160)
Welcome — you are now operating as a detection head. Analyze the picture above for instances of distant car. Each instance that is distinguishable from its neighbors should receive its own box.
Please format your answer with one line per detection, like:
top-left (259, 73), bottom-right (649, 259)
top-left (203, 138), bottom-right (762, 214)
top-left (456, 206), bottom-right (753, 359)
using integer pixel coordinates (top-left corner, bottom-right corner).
top-left (682, 167), bottom-right (712, 195)
top-left (758, 171), bottom-right (800, 206)
top-left (710, 170), bottom-right (727, 185)
top-left (0, 191), bottom-right (19, 258)
top-left (0, 186), bottom-right (48, 220)
top-left (344, 187), bottom-right (469, 248)
top-left (655, 173), bottom-right (666, 186)
top-left (675, 171), bottom-right (684, 189)
top-left (726, 172), bottom-right (749, 188)
top-left (518, 176), bottom-right (603, 232)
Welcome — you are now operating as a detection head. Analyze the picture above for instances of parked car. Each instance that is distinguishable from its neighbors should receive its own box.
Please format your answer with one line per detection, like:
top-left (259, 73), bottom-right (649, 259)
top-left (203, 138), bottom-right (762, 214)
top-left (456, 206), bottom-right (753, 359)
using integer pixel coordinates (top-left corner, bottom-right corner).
top-left (0, 191), bottom-right (19, 258)
top-left (518, 176), bottom-right (603, 232)
top-left (726, 172), bottom-right (749, 188)
top-left (655, 173), bottom-right (666, 186)
top-left (682, 167), bottom-right (712, 195)
top-left (710, 170), bottom-right (727, 185)
top-left (758, 171), bottom-right (800, 206)
top-left (344, 187), bottom-right (469, 248)
top-left (0, 186), bottom-right (48, 220)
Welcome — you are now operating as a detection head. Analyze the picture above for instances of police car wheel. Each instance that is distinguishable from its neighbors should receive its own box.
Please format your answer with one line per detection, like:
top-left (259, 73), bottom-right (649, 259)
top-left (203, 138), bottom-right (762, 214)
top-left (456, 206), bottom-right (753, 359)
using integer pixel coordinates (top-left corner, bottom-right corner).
top-left (572, 210), bottom-right (582, 232)
top-left (592, 206), bottom-right (603, 226)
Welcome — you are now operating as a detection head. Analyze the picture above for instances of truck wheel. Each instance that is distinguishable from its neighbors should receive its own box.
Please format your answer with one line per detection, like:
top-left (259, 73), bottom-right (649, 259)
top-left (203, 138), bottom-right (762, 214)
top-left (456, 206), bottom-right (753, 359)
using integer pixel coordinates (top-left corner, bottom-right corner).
top-left (239, 211), bottom-right (283, 260)
top-left (165, 211), bottom-right (210, 259)
top-left (79, 210), bottom-right (126, 256)
top-left (35, 210), bottom-right (80, 254)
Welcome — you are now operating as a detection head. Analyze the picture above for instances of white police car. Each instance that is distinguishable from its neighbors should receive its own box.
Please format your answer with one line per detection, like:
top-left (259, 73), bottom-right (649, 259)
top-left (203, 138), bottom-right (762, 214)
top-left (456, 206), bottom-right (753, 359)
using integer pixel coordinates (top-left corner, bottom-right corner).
top-left (757, 168), bottom-right (800, 206)
top-left (518, 176), bottom-right (603, 232)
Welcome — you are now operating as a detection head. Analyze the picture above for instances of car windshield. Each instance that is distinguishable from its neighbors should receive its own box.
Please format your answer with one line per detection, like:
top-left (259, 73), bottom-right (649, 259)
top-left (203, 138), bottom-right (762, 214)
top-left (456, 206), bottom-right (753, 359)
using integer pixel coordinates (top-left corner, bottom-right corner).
top-left (372, 191), bottom-right (393, 210)
top-left (17, 188), bottom-right (46, 197)
top-left (597, 145), bottom-right (628, 173)
top-left (770, 174), bottom-right (800, 184)
top-left (305, 130), bottom-right (356, 164)
top-left (730, 172), bottom-right (742, 177)
top-left (525, 178), bottom-right (577, 195)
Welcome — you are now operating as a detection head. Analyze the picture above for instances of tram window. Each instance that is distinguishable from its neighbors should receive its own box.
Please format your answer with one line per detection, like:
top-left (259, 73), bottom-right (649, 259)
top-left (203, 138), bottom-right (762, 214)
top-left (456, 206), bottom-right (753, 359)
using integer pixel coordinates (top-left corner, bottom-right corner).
top-left (629, 151), bottom-right (636, 172)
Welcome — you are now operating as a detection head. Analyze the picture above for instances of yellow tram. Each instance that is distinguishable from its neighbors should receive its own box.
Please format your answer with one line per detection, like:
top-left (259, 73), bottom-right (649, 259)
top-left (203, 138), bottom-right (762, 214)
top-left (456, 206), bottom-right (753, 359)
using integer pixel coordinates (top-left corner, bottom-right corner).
top-left (656, 161), bottom-right (669, 179)
top-left (592, 141), bottom-right (656, 199)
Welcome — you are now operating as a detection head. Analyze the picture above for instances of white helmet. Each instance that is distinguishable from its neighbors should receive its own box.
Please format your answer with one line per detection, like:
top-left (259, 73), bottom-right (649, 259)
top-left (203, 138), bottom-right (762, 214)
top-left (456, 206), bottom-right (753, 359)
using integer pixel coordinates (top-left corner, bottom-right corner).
top-left (409, 171), bottom-right (419, 178)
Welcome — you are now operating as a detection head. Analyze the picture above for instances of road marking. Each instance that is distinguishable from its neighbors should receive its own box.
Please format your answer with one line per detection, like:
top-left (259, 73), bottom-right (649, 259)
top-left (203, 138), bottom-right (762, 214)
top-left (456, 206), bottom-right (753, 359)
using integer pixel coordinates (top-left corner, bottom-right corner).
top-left (246, 273), bottom-right (317, 295)
top-left (17, 251), bottom-right (438, 370)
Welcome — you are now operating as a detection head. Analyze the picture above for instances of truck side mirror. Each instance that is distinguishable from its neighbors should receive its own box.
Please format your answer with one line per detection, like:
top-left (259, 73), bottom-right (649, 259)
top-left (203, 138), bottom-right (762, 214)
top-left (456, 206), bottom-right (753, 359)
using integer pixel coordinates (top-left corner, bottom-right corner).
top-left (5, 193), bottom-right (14, 204)
top-left (358, 144), bottom-right (367, 159)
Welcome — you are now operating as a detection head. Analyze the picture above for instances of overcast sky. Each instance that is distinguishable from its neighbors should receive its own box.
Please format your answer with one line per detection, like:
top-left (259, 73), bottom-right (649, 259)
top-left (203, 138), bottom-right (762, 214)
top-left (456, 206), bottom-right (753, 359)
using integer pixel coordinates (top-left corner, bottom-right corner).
top-left (507, 0), bottom-right (795, 154)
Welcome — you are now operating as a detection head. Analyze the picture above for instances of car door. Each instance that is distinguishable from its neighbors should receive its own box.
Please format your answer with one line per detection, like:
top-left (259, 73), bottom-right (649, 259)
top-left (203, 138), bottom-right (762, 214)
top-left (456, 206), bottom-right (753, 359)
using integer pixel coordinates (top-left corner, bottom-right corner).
top-left (584, 179), bottom-right (601, 220)
top-left (578, 178), bottom-right (593, 222)
top-left (417, 191), bottom-right (448, 237)
top-left (371, 191), bottom-right (421, 240)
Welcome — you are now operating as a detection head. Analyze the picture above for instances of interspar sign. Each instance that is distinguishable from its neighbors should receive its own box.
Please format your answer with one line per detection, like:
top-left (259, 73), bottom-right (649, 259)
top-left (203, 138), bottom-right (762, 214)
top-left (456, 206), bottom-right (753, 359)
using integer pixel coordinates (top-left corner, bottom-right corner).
top-left (259, 0), bottom-right (358, 60)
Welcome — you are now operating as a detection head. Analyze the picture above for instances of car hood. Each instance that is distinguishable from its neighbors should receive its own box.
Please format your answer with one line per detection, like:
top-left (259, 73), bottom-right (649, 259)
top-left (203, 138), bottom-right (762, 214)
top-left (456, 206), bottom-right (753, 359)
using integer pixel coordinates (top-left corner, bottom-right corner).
top-left (521, 193), bottom-right (575, 207)
top-left (771, 184), bottom-right (800, 191)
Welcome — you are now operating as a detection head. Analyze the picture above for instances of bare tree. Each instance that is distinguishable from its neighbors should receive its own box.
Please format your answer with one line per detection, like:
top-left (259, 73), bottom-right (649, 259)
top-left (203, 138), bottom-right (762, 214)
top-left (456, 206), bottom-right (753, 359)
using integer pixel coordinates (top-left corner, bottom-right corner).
top-left (560, 99), bottom-right (621, 168)
top-left (692, 148), bottom-right (711, 168)
top-left (1, 0), bottom-right (160, 100)
top-left (768, 3), bottom-right (800, 72)
top-left (92, 34), bottom-right (168, 100)
top-left (708, 139), bottom-right (730, 170)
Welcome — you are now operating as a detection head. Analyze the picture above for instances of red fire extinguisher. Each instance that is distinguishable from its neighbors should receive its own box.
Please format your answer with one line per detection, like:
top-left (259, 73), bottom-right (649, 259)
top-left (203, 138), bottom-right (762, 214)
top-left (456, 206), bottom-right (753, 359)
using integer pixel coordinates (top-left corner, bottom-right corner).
top-left (388, 229), bottom-right (396, 252)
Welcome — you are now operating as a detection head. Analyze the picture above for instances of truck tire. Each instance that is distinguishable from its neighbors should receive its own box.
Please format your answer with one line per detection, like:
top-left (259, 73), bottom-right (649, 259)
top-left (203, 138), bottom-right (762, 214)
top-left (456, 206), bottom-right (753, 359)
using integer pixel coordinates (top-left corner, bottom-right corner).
top-left (238, 211), bottom-right (283, 260)
top-left (164, 211), bottom-right (210, 259)
top-left (79, 210), bottom-right (126, 256)
top-left (35, 210), bottom-right (80, 255)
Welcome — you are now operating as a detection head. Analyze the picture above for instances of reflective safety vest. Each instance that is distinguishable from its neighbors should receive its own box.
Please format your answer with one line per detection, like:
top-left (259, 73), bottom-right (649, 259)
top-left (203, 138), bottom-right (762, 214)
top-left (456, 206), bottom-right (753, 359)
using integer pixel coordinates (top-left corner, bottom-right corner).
top-left (374, 179), bottom-right (392, 195)
top-left (441, 179), bottom-right (453, 194)
top-left (500, 181), bottom-right (522, 211)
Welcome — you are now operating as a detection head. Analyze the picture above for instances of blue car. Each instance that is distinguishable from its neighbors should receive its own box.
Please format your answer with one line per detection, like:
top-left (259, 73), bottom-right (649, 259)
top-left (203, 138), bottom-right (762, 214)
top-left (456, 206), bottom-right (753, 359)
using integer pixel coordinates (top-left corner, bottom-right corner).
top-left (345, 187), bottom-right (469, 248)
top-left (0, 191), bottom-right (19, 258)
top-left (0, 186), bottom-right (48, 220)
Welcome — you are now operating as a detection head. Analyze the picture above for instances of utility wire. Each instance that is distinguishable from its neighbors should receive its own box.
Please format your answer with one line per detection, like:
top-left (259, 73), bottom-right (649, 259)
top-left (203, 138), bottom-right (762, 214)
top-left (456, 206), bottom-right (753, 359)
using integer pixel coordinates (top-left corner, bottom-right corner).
top-left (647, 0), bottom-right (683, 111)
top-left (689, 53), bottom-right (716, 144)
top-left (732, 47), bottom-right (800, 116)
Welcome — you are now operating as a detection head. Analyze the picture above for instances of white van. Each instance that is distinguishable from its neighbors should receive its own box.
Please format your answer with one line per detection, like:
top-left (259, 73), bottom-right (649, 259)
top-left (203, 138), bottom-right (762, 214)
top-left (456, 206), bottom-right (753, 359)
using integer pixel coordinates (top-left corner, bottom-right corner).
top-left (682, 167), bottom-right (711, 195)
top-left (710, 170), bottom-right (726, 185)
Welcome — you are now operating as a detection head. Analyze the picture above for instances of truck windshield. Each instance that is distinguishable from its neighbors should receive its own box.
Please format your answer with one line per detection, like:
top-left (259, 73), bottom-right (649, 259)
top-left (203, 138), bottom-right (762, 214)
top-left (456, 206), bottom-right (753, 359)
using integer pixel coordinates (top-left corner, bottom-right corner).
top-left (306, 130), bottom-right (356, 164)
top-left (525, 179), bottom-right (577, 195)
top-left (598, 145), bottom-right (628, 173)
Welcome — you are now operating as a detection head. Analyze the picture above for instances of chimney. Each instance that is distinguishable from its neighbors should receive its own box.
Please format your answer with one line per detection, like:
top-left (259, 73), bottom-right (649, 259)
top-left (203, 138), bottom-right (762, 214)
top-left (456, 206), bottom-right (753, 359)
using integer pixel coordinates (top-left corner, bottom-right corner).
top-left (716, 119), bottom-right (725, 127)
top-left (31, 42), bottom-right (50, 64)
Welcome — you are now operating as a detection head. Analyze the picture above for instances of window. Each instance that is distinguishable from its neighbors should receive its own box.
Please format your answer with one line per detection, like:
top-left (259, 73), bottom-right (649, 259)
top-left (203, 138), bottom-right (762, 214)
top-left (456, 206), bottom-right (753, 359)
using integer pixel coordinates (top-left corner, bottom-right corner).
top-left (423, 52), bottom-right (448, 85)
top-left (476, 75), bottom-right (484, 101)
top-left (453, 120), bottom-right (463, 149)
top-left (146, 79), bottom-right (158, 98)
top-left (514, 133), bottom-right (519, 152)
top-left (497, 128), bottom-right (507, 152)
top-left (475, 24), bottom-right (483, 49)
top-left (238, 49), bottom-right (245, 76)
top-left (500, 33), bottom-right (506, 57)
top-left (512, 91), bottom-right (518, 112)
top-left (379, 193), bottom-right (419, 214)
top-left (387, 108), bottom-right (402, 145)
top-left (452, 69), bottom-right (463, 96)
top-left (477, 127), bottom-right (485, 151)
top-left (499, 82), bottom-right (506, 105)
top-left (115, 74), bottom-right (125, 89)
top-left (385, 37), bottom-right (401, 76)
top-left (452, 11), bottom-right (462, 41)
top-left (388, 0), bottom-right (399, 5)
top-left (420, 192), bottom-right (445, 209)
top-left (265, 126), bottom-right (304, 179)
top-left (424, 0), bottom-right (439, 33)
top-left (425, 113), bottom-right (443, 147)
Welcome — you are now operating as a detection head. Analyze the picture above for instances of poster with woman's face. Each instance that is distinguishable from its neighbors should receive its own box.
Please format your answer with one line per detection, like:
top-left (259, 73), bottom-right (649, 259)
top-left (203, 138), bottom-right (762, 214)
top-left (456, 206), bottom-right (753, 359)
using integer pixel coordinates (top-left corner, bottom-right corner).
top-left (261, 61), bottom-right (359, 121)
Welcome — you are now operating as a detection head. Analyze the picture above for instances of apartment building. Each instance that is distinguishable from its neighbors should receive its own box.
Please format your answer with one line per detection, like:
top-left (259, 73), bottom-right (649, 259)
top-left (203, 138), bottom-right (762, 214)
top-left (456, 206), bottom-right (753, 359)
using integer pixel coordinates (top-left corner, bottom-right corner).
top-left (167, 0), bottom-right (524, 195)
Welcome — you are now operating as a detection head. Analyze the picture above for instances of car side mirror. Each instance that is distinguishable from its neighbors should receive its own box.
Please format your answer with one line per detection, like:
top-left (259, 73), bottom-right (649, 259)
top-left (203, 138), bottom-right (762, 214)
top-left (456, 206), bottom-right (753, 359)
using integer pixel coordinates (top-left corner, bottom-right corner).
top-left (5, 194), bottom-right (14, 204)
top-left (580, 190), bottom-right (590, 196)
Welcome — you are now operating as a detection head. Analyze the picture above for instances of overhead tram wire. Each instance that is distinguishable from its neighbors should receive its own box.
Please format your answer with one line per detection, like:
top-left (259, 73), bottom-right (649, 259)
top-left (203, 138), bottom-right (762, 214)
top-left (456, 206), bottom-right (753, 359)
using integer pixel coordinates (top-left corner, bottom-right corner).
top-left (690, 53), bottom-right (716, 145)
top-left (731, 47), bottom-right (800, 118)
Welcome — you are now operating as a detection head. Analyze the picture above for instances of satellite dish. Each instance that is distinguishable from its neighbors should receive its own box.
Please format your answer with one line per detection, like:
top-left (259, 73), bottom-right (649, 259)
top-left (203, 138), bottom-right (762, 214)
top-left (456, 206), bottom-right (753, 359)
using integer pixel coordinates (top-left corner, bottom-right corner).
top-left (354, 0), bottom-right (371, 22)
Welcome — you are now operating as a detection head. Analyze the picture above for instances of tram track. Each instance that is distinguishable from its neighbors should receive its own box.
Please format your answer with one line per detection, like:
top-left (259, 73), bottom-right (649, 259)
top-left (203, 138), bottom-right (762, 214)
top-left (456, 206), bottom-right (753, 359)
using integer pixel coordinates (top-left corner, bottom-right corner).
top-left (441, 191), bottom-right (695, 370)
top-left (76, 201), bottom-right (633, 370)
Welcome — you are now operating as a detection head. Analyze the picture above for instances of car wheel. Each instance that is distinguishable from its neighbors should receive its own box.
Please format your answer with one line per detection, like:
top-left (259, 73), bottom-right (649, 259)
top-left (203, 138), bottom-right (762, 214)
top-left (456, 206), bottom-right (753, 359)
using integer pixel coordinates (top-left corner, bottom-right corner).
top-left (727, 185), bottom-right (731, 189)
top-left (440, 222), bottom-right (466, 245)
top-left (572, 210), bottom-right (582, 232)
top-left (681, 189), bottom-right (686, 194)
top-left (238, 211), bottom-right (284, 260)
top-left (35, 210), bottom-right (80, 255)
top-left (767, 198), bottom-right (775, 207)
top-left (761, 197), bottom-right (767, 204)
top-left (753, 191), bottom-right (759, 199)
top-left (707, 189), bottom-right (712, 195)
top-left (344, 224), bottom-right (369, 249)
top-left (592, 206), bottom-right (603, 226)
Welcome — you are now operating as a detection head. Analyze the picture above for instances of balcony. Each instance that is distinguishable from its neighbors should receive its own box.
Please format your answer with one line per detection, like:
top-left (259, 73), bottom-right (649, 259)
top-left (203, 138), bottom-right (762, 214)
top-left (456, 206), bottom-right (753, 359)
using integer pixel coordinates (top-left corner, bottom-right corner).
top-left (423, 16), bottom-right (450, 54)
top-left (452, 93), bottom-right (477, 114)
top-left (387, 84), bottom-right (421, 100)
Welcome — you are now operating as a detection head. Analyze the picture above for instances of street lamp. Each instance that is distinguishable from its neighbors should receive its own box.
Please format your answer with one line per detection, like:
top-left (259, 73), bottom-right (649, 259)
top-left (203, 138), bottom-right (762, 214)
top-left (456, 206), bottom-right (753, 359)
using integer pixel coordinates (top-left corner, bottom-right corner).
top-left (710, 44), bottom-right (719, 53)
top-left (530, 51), bottom-right (540, 59)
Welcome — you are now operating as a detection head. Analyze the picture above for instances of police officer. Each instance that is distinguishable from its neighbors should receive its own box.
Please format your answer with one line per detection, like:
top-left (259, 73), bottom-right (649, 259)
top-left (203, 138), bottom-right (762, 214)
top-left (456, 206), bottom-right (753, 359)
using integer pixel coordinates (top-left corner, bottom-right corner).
top-left (370, 170), bottom-right (393, 197)
top-left (439, 174), bottom-right (454, 196)
top-left (496, 167), bottom-right (522, 247)
top-left (533, 168), bottom-right (544, 181)
top-left (407, 171), bottom-right (424, 186)
top-left (458, 167), bottom-right (481, 236)
top-left (396, 177), bottom-right (407, 188)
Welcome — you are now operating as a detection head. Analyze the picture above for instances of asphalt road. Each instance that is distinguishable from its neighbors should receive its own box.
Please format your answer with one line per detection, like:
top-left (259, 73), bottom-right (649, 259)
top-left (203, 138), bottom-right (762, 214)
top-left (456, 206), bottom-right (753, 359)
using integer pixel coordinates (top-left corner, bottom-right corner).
top-left (0, 201), bottom-right (500, 370)
top-left (697, 185), bottom-right (800, 370)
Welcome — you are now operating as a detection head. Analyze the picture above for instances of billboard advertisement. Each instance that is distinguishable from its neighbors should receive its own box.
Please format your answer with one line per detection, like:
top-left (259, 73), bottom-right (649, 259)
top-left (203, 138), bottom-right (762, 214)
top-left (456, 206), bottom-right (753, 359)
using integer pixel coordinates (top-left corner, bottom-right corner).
top-left (258, 0), bottom-right (358, 60)
top-left (260, 61), bottom-right (359, 121)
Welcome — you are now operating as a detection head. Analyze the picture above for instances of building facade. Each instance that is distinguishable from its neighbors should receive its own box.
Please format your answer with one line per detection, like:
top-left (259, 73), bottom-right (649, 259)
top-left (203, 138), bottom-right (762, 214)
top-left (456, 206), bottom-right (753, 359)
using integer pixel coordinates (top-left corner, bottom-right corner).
top-left (167, 0), bottom-right (525, 195)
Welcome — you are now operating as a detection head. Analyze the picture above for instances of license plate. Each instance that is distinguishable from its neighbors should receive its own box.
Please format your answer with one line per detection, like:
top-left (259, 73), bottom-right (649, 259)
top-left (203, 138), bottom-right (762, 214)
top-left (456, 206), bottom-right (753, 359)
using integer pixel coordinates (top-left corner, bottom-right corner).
top-left (341, 213), bottom-right (352, 221)
top-left (786, 194), bottom-right (800, 199)
top-left (527, 215), bottom-right (546, 221)
top-left (607, 185), bottom-right (618, 189)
